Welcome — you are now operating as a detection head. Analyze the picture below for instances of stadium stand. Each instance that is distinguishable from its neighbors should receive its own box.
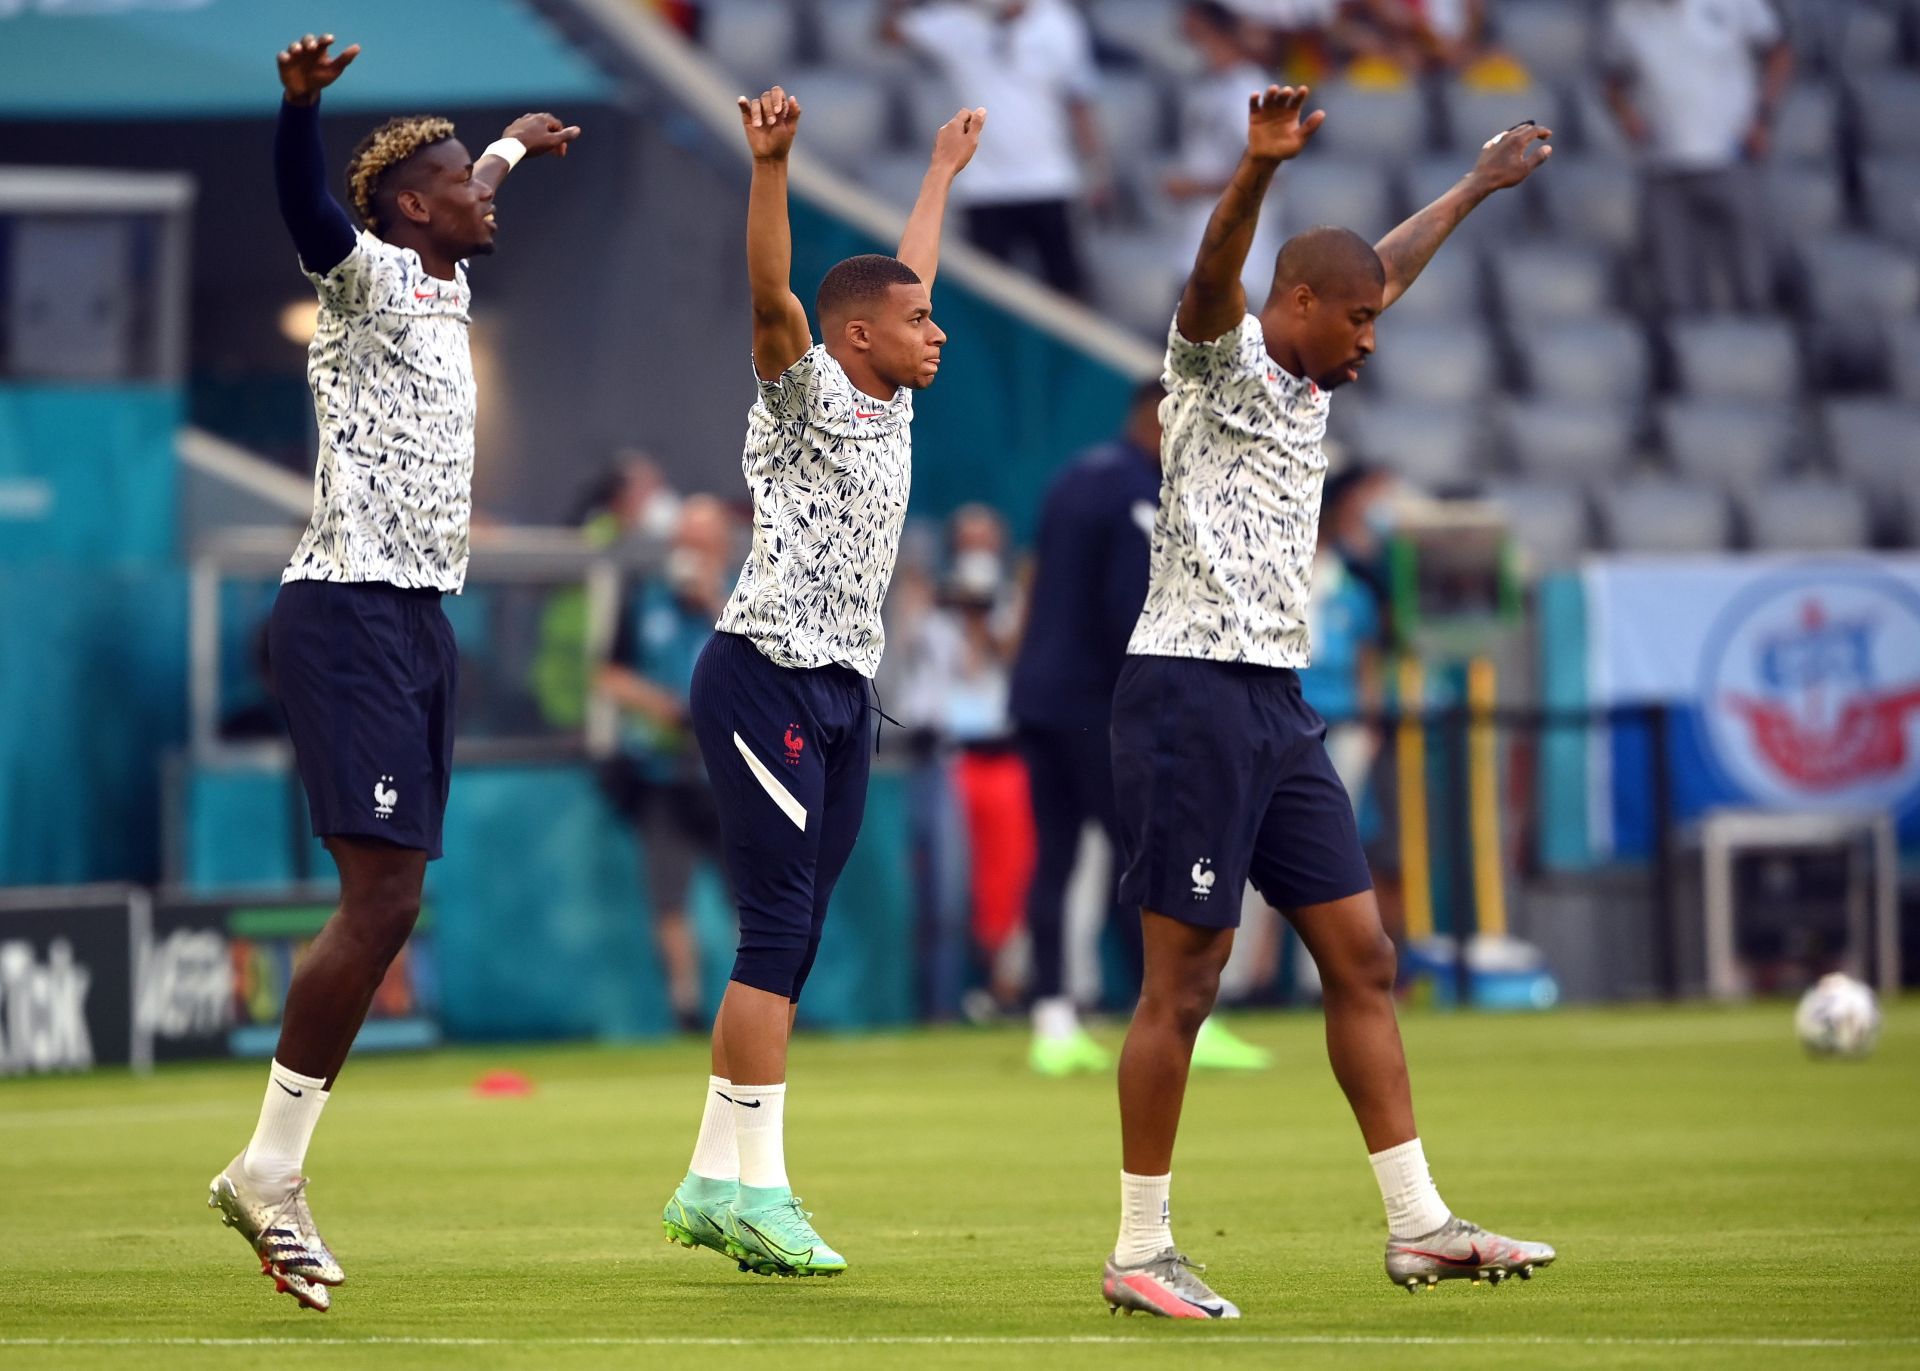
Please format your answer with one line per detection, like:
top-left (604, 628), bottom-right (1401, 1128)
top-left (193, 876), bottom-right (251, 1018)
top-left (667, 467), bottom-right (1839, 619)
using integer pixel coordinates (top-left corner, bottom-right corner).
top-left (691, 0), bottom-right (1920, 553)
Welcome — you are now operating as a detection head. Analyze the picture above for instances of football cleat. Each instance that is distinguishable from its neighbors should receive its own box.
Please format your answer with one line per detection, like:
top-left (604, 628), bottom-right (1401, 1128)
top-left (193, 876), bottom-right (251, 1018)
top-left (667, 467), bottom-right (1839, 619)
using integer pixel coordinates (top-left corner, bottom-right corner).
top-left (724, 1191), bottom-right (848, 1278)
top-left (1102, 1247), bottom-right (1241, 1319)
top-left (1386, 1215), bottom-right (1556, 1291)
top-left (208, 1155), bottom-right (344, 1311)
top-left (1190, 1016), bottom-right (1272, 1071)
top-left (662, 1176), bottom-right (737, 1260)
top-left (1029, 1027), bottom-right (1113, 1077)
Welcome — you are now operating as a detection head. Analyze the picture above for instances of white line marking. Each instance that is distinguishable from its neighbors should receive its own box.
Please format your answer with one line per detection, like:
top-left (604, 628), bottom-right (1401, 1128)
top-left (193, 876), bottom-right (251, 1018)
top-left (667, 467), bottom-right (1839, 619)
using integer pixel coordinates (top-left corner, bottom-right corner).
top-left (734, 730), bottom-right (806, 831)
top-left (2, 1335), bottom-right (1913, 1349)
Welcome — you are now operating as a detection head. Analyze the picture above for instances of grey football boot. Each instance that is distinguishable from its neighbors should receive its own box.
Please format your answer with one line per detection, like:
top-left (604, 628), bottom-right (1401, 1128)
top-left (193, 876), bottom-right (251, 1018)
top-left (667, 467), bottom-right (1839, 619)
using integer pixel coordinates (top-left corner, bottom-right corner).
top-left (1386, 1215), bottom-right (1556, 1291)
top-left (1102, 1247), bottom-right (1242, 1319)
top-left (209, 1154), bottom-right (345, 1310)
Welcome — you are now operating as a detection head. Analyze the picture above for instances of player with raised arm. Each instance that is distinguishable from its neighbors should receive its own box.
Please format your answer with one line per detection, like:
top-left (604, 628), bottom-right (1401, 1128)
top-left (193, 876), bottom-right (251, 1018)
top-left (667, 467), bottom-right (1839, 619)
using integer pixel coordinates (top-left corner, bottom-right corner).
top-left (206, 34), bottom-right (577, 1313)
top-left (1099, 87), bottom-right (1557, 1318)
top-left (659, 87), bottom-right (984, 1280)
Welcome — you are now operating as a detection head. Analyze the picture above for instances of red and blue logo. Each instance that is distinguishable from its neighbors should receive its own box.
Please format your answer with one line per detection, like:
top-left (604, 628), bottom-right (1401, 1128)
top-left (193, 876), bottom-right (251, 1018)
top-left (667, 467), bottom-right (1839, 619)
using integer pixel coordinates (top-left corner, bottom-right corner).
top-left (1702, 569), bottom-right (1920, 811)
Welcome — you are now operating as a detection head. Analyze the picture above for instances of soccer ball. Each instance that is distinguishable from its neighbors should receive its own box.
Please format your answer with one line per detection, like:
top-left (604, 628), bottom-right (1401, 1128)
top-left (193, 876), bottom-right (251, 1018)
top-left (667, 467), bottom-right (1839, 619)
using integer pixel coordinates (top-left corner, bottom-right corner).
top-left (1793, 974), bottom-right (1882, 1059)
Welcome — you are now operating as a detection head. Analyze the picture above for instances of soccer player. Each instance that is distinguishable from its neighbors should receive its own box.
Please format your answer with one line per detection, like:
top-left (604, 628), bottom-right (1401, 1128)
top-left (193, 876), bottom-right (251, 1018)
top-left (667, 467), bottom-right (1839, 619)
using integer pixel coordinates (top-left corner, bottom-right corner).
top-left (207, 34), bottom-right (578, 1312)
top-left (1098, 87), bottom-right (1557, 1318)
top-left (660, 87), bottom-right (984, 1279)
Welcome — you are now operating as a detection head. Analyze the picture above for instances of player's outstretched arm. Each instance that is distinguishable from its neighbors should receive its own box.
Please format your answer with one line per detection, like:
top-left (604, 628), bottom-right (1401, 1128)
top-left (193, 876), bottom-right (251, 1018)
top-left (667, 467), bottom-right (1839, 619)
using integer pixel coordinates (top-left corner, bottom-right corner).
top-left (896, 107), bottom-right (986, 294)
top-left (1373, 121), bottom-right (1551, 312)
top-left (273, 34), bottom-right (361, 274)
top-left (1178, 85), bottom-right (1324, 344)
top-left (474, 112), bottom-right (582, 196)
top-left (738, 86), bottom-right (813, 382)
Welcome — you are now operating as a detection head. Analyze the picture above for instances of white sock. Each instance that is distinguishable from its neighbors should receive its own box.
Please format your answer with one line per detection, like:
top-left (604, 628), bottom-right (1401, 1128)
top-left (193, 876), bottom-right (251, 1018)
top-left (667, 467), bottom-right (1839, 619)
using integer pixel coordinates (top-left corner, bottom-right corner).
top-left (1115, 1170), bottom-right (1173, 1266)
top-left (688, 1075), bottom-right (740, 1182)
top-left (1032, 996), bottom-right (1079, 1041)
top-left (728, 1081), bottom-right (788, 1190)
top-left (240, 1060), bottom-right (329, 1192)
top-left (1369, 1137), bottom-right (1451, 1239)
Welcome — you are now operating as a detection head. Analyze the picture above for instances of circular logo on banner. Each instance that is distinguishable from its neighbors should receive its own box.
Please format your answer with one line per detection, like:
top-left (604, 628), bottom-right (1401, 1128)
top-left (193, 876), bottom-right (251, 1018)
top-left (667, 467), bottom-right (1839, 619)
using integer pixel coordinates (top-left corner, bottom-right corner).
top-left (1701, 568), bottom-right (1920, 812)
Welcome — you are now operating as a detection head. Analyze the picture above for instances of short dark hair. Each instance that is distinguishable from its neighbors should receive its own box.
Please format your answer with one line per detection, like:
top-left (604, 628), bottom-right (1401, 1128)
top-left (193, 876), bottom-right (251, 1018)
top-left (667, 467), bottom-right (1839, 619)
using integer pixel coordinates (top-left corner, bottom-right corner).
top-left (347, 116), bottom-right (457, 233)
top-left (1272, 226), bottom-right (1386, 298)
top-left (816, 253), bottom-right (923, 322)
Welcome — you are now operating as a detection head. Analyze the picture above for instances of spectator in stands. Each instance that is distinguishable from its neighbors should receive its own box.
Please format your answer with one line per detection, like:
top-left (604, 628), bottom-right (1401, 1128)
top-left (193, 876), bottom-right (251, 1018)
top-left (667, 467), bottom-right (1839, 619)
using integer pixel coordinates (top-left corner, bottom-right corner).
top-left (1230, 0), bottom-right (1343, 82)
top-left (1166, 3), bottom-right (1285, 304)
top-left (596, 495), bottom-right (739, 1032)
top-left (1602, 0), bottom-right (1794, 315)
top-left (880, 0), bottom-right (1107, 298)
top-left (1299, 466), bottom-right (1393, 799)
top-left (1345, 0), bottom-right (1507, 78)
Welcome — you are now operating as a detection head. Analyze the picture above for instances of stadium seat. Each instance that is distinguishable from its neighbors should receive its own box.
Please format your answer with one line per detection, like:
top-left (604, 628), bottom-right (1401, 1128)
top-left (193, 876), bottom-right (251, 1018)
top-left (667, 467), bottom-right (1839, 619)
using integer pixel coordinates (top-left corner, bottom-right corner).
top-left (1374, 244), bottom-right (1481, 320)
top-left (1087, 229), bottom-right (1188, 340)
top-left (1742, 480), bottom-right (1871, 552)
top-left (812, 0), bottom-right (917, 74)
top-left (1342, 400), bottom-right (1487, 490)
top-left (1598, 479), bottom-right (1734, 553)
top-left (1534, 157), bottom-right (1640, 253)
top-left (1518, 316), bottom-right (1651, 401)
top-left (1854, 73), bottom-right (1920, 154)
top-left (1365, 319), bottom-right (1497, 403)
top-left (1083, 0), bottom-right (1195, 74)
top-left (1824, 398), bottom-right (1920, 508)
top-left (1442, 83), bottom-right (1561, 156)
top-left (1500, 399), bottom-right (1637, 481)
top-left (1861, 156), bottom-right (1920, 255)
top-left (1772, 83), bottom-right (1841, 163)
top-left (1493, 3), bottom-right (1593, 81)
top-left (1797, 234), bottom-right (1920, 322)
top-left (1668, 319), bottom-right (1801, 400)
top-left (1889, 317), bottom-right (1920, 403)
top-left (1482, 479), bottom-right (1593, 569)
top-left (1310, 83), bottom-right (1431, 163)
top-left (1834, 3), bottom-right (1904, 69)
top-left (860, 152), bottom-right (934, 211)
top-left (1763, 162), bottom-right (1847, 247)
top-left (1570, 81), bottom-right (1633, 159)
top-left (1657, 398), bottom-right (1797, 485)
top-left (778, 70), bottom-right (893, 166)
top-left (702, 0), bottom-right (801, 85)
top-left (1090, 68), bottom-right (1172, 158)
top-left (1276, 159), bottom-right (1396, 242)
top-left (1488, 241), bottom-right (1616, 320)
top-left (1405, 159), bottom-right (1531, 243)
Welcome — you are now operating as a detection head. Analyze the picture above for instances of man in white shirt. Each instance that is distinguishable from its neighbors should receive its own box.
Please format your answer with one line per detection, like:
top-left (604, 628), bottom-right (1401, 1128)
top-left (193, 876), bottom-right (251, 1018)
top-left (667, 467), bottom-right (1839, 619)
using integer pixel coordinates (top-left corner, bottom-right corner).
top-left (881, 0), bottom-right (1106, 297)
top-left (1099, 86), bottom-right (1557, 1318)
top-left (208, 33), bottom-right (577, 1313)
top-left (659, 84), bottom-right (984, 1282)
top-left (1603, 0), bottom-right (1794, 313)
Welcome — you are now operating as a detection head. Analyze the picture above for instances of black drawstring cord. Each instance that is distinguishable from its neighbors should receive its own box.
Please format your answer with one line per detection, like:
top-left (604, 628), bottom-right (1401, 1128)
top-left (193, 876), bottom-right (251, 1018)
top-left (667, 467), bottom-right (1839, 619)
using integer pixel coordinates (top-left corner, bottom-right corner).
top-left (866, 679), bottom-right (902, 751)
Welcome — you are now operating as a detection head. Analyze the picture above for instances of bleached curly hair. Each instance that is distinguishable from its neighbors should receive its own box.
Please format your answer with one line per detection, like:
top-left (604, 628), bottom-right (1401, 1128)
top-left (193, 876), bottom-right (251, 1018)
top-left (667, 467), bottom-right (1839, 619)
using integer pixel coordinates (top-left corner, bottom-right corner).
top-left (346, 115), bottom-right (456, 233)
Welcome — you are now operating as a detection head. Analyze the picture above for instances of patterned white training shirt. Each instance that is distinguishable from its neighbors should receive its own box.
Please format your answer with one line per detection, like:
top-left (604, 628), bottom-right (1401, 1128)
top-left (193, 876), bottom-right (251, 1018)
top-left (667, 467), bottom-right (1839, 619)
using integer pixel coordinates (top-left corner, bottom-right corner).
top-left (1127, 312), bottom-right (1332, 669)
top-left (283, 230), bottom-right (478, 592)
top-left (716, 345), bottom-right (913, 679)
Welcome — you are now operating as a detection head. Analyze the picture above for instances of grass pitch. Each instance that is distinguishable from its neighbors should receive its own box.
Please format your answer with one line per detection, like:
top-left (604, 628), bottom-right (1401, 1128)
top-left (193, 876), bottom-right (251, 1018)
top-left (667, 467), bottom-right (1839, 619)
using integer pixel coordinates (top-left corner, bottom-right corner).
top-left (2, 1003), bottom-right (1917, 1369)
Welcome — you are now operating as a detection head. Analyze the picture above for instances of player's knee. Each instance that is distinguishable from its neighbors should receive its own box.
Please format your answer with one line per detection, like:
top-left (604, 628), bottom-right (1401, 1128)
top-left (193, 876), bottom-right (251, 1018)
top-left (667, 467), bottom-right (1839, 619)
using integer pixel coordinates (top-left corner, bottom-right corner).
top-left (1327, 928), bottom-right (1396, 997)
top-left (340, 883), bottom-right (421, 963)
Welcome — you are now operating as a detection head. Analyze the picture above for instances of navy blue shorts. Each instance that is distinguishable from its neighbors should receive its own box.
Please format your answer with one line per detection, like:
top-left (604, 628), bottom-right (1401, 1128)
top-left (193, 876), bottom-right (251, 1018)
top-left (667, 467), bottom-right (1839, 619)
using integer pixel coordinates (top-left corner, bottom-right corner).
top-left (268, 579), bottom-right (458, 860)
top-left (1112, 655), bottom-right (1372, 928)
top-left (688, 632), bottom-right (872, 1002)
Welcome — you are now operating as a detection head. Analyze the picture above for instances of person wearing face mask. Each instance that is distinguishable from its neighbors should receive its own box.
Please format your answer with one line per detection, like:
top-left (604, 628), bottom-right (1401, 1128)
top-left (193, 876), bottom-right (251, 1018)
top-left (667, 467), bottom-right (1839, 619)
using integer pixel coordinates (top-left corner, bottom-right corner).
top-left (597, 496), bottom-right (742, 1036)
top-left (1300, 465), bottom-right (1395, 808)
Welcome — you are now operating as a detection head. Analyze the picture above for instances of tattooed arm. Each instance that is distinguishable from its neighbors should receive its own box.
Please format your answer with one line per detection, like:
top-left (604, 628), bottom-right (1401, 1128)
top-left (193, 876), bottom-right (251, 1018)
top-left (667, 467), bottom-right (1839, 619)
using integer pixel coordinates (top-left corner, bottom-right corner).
top-left (1177, 85), bottom-right (1324, 344)
top-left (1374, 121), bottom-right (1552, 312)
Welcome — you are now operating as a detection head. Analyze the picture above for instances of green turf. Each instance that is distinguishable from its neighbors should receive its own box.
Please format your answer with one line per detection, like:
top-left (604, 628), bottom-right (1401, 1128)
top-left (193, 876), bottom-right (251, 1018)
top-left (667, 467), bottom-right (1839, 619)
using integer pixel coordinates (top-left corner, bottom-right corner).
top-left (2, 1003), bottom-right (1917, 1369)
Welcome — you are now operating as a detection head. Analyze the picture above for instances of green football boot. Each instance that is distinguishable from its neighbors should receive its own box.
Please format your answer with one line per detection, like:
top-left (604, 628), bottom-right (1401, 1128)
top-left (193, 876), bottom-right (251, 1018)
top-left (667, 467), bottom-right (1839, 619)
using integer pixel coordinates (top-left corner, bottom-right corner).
top-left (1029, 1026), bottom-right (1113, 1077)
top-left (724, 1186), bottom-right (848, 1278)
top-left (1190, 1015), bottom-right (1272, 1071)
top-left (662, 1174), bottom-right (736, 1261)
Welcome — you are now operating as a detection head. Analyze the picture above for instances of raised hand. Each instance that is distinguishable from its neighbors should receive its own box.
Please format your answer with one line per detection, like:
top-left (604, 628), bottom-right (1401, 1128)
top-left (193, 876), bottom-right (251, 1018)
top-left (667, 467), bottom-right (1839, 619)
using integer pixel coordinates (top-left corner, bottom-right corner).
top-left (503, 112), bottom-right (583, 159)
top-left (1469, 122), bottom-right (1553, 193)
top-left (1247, 85), bottom-right (1326, 165)
top-left (930, 107), bottom-right (987, 177)
top-left (738, 86), bottom-right (801, 162)
top-left (276, 33), bottom-right (359, 107)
